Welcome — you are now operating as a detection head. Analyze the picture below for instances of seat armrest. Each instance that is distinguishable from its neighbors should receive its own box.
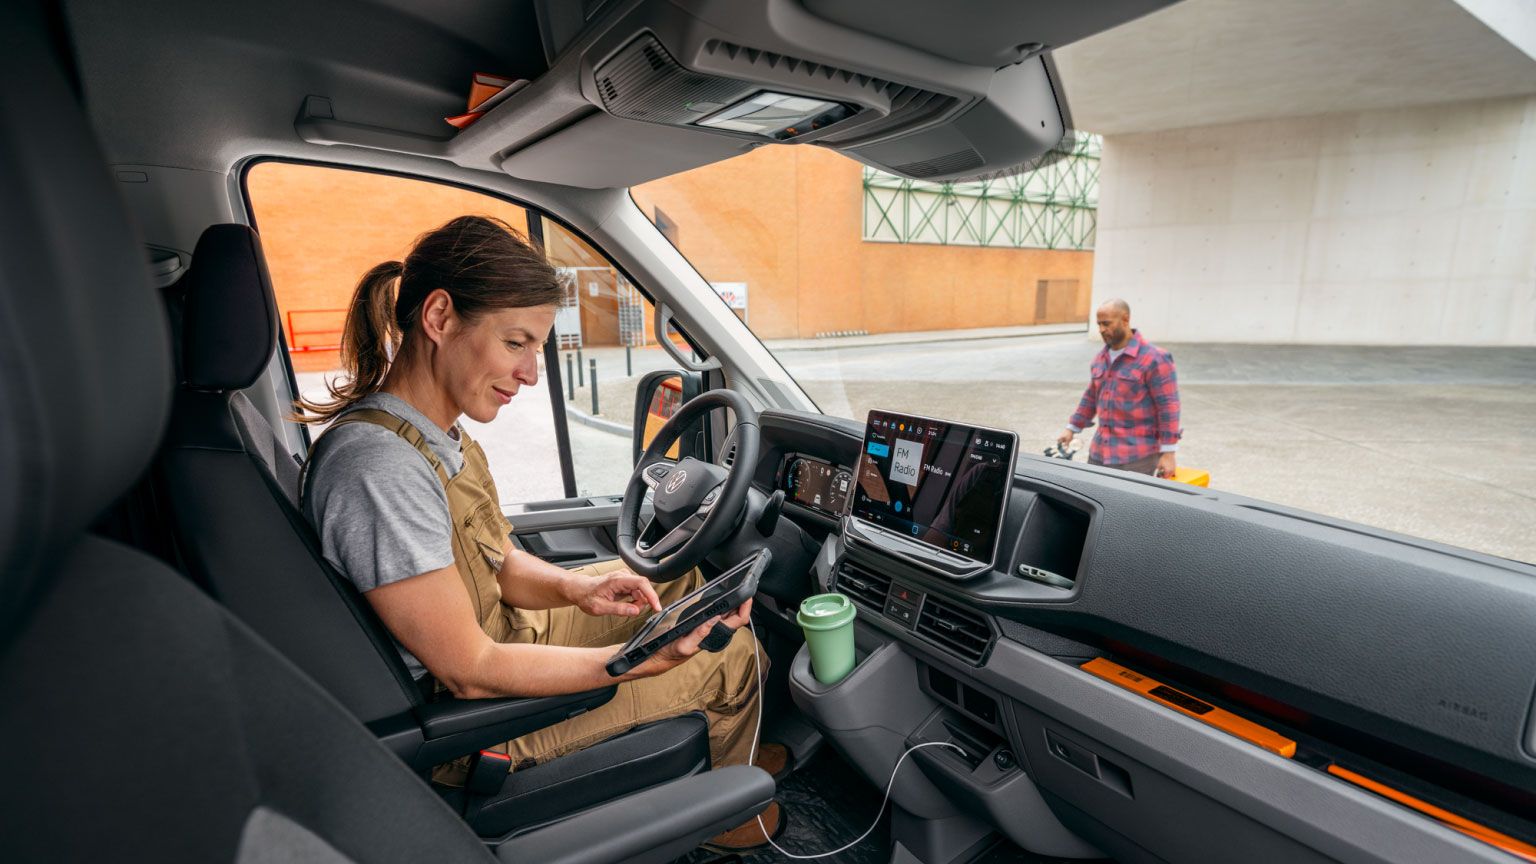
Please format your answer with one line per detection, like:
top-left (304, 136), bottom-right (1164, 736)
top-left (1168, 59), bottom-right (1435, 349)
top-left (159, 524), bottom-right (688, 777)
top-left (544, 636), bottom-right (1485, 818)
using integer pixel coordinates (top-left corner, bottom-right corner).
top-left (406, 687), bottom-right (616, 770)
top-left (493, 765), bottom-right (775, 864)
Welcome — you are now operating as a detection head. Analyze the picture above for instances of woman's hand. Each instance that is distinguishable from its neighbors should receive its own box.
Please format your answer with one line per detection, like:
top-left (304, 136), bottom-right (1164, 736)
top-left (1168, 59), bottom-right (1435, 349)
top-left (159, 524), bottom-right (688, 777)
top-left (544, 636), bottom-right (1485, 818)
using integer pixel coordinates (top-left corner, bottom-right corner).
top-left (568, 569), bottom-right (663, 618)
top-left (628, 598), bottom-right (754, 680)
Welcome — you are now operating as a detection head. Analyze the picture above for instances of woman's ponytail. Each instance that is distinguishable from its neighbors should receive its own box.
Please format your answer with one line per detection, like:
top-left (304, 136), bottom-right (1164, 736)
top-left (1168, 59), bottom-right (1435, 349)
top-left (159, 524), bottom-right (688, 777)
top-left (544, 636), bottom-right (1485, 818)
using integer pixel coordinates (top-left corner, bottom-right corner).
top-left (293, 260), bottom-right (403, 423)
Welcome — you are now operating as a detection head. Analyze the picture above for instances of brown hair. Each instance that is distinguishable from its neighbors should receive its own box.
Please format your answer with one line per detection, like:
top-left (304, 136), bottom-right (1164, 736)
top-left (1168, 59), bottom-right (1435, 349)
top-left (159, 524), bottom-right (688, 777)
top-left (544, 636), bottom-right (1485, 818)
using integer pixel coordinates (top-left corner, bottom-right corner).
top-left (296, 215), bottom-right (561, 422)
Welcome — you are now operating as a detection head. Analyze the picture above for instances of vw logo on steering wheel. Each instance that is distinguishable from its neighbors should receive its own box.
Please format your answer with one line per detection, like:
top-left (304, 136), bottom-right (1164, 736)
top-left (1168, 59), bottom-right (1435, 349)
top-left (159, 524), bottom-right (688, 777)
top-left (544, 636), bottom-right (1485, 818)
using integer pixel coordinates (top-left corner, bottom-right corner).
top-left (664, 469), bottom-right (688, 494)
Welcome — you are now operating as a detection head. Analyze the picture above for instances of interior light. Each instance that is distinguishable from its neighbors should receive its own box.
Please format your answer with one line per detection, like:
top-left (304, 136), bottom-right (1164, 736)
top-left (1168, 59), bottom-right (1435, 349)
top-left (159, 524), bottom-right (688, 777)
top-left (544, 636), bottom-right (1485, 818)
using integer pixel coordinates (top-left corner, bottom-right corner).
top-left (695, 91), bottom-right (852, 139)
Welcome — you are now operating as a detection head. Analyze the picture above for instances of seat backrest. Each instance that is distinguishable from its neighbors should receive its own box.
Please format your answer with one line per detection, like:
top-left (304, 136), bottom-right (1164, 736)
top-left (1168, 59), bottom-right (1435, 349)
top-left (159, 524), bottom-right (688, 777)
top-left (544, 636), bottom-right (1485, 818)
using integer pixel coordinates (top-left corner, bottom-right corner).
top-left (159, 224), bottom-right (424, 725)
top-left (0, 6), bottom-right (494, 860)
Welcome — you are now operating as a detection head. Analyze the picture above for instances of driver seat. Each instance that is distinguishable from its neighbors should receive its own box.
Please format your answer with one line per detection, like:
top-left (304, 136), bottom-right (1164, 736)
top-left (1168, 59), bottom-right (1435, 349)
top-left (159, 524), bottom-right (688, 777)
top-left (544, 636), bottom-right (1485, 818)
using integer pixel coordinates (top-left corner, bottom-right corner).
top-left (155, 222), bottom-right (713, 840)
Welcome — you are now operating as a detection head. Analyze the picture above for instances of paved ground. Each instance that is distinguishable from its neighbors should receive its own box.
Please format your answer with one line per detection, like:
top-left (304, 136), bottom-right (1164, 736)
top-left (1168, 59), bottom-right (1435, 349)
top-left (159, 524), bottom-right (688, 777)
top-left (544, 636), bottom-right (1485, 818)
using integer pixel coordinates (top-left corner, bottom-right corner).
top-left (302, 333), bottom-right (1536, 564)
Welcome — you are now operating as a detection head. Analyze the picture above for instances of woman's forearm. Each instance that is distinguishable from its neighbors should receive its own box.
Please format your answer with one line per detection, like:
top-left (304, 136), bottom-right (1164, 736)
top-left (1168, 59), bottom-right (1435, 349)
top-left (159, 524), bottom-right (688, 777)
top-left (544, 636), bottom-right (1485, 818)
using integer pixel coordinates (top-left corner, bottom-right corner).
top-left (446, 640), bottom-right (640, 699)
top-left (495, 544), bottom-right (582, 610)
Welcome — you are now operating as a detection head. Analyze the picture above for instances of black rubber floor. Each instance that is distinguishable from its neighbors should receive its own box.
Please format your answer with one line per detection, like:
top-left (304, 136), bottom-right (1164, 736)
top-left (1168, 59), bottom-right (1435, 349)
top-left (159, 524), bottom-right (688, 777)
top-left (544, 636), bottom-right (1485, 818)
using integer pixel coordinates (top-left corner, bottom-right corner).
top-left (673, 747), bottom-right (1113, 864)
top-left (674, 746), bottom-right (892, 864)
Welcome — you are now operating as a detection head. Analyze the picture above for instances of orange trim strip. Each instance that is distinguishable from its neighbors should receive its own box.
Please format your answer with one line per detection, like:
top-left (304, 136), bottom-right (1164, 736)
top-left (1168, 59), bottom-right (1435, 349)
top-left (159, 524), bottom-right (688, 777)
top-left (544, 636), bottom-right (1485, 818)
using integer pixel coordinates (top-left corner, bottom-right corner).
top-left (1080, 657), bottom-right (1297, 758)
top-left (1327, 765), bottom-right (1536, 862)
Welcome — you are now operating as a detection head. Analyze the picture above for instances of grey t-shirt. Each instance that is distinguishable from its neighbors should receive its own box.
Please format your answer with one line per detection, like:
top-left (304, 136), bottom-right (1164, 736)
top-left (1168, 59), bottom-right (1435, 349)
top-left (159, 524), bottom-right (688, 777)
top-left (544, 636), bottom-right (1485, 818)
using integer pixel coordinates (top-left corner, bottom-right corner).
top-left (303, 392), bottom-right (467, 678)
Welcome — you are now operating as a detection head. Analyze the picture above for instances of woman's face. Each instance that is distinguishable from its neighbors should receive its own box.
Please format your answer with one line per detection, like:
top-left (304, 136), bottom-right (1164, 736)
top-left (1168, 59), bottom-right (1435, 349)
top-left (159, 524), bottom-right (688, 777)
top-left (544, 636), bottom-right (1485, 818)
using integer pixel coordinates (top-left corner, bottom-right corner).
top-left (438, 302), bottom-right (558, 425)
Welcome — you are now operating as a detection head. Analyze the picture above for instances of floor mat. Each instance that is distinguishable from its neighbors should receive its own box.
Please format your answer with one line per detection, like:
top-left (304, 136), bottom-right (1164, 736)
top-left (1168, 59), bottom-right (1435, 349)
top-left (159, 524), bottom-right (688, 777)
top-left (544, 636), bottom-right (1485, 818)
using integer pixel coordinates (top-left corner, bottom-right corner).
top-left (674, 746), bottom-right (893, 864)
top-left (672, 748), bottom-right (1114, 864)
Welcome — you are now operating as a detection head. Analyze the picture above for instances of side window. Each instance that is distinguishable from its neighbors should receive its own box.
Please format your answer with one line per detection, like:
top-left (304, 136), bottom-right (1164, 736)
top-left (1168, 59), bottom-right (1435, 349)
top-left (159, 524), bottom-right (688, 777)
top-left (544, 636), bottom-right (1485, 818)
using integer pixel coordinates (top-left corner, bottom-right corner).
top-left (534, 216), bottom-right (667, 497)
top-left (244, 162), bottom-right (568, 505)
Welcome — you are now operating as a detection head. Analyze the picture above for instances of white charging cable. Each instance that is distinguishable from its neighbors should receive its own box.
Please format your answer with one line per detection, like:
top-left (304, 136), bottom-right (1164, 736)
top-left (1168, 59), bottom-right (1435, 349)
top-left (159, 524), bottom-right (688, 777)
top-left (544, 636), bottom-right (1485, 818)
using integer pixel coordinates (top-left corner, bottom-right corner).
top-left (744, 617), bottom-right (966, 860)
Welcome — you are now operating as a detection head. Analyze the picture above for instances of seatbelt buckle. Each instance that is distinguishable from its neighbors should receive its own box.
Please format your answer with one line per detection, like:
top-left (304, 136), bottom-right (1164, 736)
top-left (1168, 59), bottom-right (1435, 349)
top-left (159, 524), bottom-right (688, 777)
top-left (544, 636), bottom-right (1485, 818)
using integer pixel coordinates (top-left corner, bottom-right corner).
top-left (466, 749), bottom-right (512, 796)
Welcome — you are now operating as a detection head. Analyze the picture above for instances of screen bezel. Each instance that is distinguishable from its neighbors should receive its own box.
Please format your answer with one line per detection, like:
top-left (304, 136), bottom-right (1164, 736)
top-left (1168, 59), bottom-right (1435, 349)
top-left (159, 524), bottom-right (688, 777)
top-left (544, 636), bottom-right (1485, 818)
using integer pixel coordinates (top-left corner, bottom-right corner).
top-left (846, 409), bottom-right (1019, 571)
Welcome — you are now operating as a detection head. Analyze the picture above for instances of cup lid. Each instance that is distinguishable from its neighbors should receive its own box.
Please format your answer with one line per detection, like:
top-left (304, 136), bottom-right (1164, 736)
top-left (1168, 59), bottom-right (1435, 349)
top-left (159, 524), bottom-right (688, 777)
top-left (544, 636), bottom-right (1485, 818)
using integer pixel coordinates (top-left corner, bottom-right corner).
top-left (797, 592), bottom-right (856, 630)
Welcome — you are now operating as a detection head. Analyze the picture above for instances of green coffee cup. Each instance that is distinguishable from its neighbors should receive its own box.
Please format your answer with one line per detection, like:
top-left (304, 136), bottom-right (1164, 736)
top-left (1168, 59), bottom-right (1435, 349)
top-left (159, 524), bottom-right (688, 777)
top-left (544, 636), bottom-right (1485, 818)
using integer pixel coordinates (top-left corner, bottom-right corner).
top-left (797, 592), bottom-right (857, 685)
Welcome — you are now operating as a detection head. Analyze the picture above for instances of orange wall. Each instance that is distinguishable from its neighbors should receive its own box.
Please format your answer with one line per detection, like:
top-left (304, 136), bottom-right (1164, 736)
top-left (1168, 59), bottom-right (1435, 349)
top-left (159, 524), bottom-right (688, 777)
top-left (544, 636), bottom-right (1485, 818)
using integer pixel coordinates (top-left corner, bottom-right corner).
top-left (632, 146), bottom-right (1094, 339)
top-left (247, 163), bottom-right (535, 372)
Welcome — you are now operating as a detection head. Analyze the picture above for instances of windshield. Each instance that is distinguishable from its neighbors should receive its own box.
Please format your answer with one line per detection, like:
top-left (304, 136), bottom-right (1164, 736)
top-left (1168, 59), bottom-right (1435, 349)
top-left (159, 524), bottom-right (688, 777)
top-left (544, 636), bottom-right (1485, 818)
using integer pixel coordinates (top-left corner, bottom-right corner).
top-left (632, 118), bottom-right (1535, 565)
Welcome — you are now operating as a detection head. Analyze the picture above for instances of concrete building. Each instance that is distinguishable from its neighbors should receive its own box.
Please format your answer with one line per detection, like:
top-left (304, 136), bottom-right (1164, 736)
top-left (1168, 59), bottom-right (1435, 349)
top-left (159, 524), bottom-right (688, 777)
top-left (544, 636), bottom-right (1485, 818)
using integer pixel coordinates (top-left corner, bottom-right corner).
top-left (1056, 0), bottom-right (1536, 345)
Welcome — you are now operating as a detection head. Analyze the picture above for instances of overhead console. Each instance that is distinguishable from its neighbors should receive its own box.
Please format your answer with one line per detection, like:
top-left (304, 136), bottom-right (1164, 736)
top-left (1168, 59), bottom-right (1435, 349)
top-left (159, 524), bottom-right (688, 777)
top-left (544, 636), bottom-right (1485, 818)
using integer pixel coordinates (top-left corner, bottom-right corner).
top-left (297, 0), bottom-right (1177, 187)
top-left (502, 0), bottom-right (1073, 187)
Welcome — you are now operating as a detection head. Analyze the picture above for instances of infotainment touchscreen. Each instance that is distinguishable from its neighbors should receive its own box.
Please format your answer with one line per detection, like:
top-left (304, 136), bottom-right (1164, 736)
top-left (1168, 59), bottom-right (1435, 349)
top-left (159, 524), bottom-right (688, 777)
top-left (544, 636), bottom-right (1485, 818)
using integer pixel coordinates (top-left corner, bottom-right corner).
top-left (850, 410), bottom-right (1017, 565)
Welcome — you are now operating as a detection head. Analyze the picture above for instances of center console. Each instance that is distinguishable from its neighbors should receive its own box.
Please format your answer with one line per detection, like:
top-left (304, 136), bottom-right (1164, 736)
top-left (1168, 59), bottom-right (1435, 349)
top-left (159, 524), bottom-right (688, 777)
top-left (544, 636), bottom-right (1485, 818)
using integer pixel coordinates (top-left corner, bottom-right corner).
top-left (786, 409), bottom-right (1101, 863)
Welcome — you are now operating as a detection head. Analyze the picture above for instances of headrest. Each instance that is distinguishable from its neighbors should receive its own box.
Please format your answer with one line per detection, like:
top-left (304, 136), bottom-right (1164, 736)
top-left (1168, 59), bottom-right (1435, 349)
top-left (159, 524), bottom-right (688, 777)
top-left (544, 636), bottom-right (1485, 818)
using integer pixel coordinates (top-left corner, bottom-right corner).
top-left (0, 4), bottom-right (172, 628)
top-left (180, 225), bottom-right (279, 392)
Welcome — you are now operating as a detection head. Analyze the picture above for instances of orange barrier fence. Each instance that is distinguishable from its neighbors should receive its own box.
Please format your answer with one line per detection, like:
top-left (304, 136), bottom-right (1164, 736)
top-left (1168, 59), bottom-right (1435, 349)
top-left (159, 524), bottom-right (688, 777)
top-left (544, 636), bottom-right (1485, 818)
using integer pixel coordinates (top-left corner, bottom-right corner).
top-left (287, 309), bottom-right (347, 353)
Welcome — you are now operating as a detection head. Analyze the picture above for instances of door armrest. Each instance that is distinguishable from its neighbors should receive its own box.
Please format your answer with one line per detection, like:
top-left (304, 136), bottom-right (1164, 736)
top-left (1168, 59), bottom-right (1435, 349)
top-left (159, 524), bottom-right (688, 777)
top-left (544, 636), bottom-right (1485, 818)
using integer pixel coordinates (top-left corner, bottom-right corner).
top-left (493, 765), bottom-right (775, 864)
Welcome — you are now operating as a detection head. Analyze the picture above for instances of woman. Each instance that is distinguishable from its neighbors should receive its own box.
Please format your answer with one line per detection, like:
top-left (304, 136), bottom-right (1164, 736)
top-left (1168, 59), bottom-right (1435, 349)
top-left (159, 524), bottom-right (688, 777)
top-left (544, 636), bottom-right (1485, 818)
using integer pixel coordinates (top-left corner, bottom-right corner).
top-left (299, 216), bottom-right (777, 845)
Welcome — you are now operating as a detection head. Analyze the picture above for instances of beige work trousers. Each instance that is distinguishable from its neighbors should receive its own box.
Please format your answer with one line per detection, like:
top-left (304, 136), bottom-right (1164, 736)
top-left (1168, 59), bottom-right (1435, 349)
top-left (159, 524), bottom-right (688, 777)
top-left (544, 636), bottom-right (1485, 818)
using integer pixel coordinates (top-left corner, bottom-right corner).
top-left (483, 560), bottom-right (761, 777)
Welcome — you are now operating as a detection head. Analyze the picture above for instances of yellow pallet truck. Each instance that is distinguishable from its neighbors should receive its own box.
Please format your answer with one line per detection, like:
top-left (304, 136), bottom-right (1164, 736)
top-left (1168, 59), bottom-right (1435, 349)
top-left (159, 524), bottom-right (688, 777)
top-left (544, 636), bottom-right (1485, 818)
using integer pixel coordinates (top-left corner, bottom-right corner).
top-left (1045, 440), bottom-right (1210, 488)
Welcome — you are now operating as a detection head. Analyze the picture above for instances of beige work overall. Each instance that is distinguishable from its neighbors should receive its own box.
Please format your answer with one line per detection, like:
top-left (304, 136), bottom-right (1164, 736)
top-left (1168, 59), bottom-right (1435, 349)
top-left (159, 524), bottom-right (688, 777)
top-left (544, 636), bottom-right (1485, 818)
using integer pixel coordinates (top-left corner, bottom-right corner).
top-left (329, 410), bottom-right (760, 782)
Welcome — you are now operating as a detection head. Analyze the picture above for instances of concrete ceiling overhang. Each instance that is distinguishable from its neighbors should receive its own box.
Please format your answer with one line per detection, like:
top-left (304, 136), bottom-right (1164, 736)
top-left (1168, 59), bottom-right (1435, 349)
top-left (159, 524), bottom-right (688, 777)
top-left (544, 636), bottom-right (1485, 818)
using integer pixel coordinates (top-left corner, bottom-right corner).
top-left (1054, 0), bottom-right (1536, 135)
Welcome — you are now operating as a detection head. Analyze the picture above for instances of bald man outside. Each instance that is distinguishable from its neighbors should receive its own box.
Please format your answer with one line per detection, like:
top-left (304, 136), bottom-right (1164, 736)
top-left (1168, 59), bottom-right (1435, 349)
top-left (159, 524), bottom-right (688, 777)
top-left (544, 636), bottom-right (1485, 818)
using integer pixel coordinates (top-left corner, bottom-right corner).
top-left (1057, 300), bottom-right (1183, 477)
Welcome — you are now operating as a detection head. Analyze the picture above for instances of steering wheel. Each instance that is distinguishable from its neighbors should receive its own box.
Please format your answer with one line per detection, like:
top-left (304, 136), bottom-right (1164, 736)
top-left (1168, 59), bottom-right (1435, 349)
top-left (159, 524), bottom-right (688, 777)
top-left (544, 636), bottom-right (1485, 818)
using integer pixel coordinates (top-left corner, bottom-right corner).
top-left (617, 388), bottom-right (761, 580)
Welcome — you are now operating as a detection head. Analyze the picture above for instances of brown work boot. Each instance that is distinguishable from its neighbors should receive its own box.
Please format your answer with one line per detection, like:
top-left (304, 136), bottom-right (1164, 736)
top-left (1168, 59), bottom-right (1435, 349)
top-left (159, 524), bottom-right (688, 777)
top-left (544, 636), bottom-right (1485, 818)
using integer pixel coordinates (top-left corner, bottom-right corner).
top-left (753, 742), bottom-right (792, 783)
top-left (706, 801), bottom-right (785, 851)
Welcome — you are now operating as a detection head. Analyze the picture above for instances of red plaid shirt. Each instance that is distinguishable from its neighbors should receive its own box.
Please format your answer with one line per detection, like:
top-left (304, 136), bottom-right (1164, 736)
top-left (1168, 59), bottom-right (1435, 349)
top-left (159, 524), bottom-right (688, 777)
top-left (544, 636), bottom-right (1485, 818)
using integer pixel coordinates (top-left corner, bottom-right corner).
top-left (1068, 330), bottom-right (1182, 465)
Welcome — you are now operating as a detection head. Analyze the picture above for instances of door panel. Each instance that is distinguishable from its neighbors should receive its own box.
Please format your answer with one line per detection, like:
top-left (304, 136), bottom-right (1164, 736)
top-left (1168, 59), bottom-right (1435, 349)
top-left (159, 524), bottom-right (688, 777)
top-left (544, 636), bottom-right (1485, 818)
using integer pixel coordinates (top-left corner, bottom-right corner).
top-left (509, 496), bottom-right (628, 568)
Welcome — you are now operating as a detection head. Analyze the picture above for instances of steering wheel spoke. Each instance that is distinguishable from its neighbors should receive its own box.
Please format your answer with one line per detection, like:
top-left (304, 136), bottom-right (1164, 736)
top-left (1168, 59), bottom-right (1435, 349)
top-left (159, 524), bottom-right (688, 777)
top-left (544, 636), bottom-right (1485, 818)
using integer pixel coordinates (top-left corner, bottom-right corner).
top-left (637, 512), bottom-right (702, 560)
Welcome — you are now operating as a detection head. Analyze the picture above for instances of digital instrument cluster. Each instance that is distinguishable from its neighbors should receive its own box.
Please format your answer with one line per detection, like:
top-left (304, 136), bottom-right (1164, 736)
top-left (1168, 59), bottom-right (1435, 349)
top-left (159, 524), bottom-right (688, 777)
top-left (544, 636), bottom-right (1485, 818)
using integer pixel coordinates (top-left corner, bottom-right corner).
top-left (780, 455), bottom-right (852, 516)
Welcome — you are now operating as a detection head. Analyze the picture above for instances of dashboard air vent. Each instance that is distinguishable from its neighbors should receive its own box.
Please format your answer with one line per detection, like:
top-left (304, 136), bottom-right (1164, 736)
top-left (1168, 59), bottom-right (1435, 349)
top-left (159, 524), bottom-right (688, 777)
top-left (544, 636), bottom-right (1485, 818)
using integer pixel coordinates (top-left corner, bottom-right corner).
top-left (916, 596), bottom-right (992, 665)
top-left (836, 559), bottom-right (891, 612)
top-left (720, 440), bottom-right (737, 468)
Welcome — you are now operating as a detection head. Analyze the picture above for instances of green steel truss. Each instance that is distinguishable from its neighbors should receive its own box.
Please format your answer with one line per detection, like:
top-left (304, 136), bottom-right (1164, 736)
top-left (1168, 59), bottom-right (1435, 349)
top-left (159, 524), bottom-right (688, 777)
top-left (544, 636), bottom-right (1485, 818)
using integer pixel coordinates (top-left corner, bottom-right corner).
top-left (862, 132), bottom-right (1100, 250)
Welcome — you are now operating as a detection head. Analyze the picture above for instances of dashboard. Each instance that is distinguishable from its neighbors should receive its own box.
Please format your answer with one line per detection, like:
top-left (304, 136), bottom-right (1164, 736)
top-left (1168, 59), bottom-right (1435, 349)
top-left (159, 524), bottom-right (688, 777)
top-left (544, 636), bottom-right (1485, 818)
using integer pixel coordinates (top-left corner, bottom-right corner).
top-left (747, 407), bottom-right (1536, 864)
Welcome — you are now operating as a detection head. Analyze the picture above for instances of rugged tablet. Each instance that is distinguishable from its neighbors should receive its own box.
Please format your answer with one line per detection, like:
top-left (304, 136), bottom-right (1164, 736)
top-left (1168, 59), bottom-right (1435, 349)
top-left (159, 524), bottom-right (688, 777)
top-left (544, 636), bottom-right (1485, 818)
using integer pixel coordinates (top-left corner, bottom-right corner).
top-left (605, 548), bottom-right (770, 677)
